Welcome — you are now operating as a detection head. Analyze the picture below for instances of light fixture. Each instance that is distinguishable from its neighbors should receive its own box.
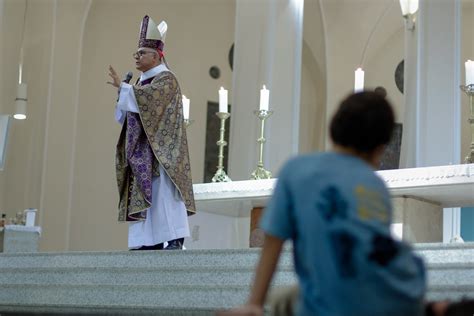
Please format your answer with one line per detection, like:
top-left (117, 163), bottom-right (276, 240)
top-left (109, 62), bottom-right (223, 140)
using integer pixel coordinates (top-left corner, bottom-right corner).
top-left (14, 0), bottom-right (28, 120)
top-left (13, 83), bottom-right (27, 120)
top-left (399, 0), bottom-right (419, 31)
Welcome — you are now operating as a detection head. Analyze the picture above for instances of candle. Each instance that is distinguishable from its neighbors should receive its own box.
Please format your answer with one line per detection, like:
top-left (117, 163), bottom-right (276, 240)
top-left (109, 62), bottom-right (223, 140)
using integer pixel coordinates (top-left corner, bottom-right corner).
top-left (219, 87), bottom-right (228, 113)
top-left (259, 85), bottom-right (269, 111)
top-left (182, 95), bottom-right (190, 120)
top-left (354, 68), bottom-right (365, 92)
top-left (466, 60), bottom-right (474, 86)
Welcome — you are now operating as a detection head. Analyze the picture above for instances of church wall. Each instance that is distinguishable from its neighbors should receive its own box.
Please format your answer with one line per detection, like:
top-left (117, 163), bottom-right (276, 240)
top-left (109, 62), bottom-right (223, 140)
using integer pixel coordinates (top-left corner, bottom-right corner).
top-left (300, 0), bottom-right (327, 154)
top-left (364, 28), bottom-right (404, 121)
top-left (321, 0), bottom-right (473, 164)
top-left (320, 0), bottom-right (406, 150)
top-left (300, 42), bottom-right (325, 154)
top-left (0, 0), bottom-right (54, 235)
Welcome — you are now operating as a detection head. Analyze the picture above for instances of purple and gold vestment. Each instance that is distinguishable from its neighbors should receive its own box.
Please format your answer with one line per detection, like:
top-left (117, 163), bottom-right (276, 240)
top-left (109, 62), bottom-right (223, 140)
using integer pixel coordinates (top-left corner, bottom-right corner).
top-left (115, 71), bottom-right (195, 222)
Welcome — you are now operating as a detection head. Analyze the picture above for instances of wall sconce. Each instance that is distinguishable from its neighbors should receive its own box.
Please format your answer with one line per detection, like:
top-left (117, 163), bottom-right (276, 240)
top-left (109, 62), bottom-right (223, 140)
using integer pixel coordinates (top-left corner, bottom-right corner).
top-left (399, 0), bottom-right (419, 31)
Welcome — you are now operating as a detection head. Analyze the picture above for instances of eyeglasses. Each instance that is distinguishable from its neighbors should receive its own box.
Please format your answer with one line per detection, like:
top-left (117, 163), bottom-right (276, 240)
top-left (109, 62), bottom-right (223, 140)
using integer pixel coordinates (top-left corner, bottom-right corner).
top-left (133, 51), bottom-right (156, 59)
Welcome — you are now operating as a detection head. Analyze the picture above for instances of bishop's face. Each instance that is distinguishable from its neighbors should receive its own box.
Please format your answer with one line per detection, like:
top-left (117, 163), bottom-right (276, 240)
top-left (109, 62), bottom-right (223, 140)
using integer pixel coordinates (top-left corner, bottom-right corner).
top-left (133, 48), bottom-right (159, 72)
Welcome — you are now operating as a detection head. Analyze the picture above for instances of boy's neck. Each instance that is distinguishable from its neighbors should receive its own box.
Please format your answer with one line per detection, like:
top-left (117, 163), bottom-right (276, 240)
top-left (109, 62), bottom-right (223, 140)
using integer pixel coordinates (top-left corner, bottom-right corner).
top-left (332, 145), bottom-right (383, 169)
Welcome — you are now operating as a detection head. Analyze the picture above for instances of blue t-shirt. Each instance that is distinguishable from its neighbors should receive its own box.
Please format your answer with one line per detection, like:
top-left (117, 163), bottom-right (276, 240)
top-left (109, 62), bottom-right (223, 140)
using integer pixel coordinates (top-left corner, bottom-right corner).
top-left (260, 152), bottom-right (426, 316)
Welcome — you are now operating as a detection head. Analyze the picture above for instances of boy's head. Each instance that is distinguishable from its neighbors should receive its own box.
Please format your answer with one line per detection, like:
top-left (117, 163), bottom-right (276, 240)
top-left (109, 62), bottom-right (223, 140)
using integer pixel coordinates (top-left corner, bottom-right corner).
top-left (330, 91), bottom-right (395, 154)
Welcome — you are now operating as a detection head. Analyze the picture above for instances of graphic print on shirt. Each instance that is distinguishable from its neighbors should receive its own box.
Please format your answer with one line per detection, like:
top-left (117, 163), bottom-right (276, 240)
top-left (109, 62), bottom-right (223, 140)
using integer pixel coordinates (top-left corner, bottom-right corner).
top-left (354, 185), bottom-right (389, 223)
top-left (317, 186), bottom-right (349, 221)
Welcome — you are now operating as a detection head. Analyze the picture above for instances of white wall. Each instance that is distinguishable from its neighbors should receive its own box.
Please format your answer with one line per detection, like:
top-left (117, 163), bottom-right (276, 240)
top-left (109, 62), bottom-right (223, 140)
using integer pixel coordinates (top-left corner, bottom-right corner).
top-left (0, 0), bottom-right (54, 233)
top-left (320, 0), bottom-right (406, 145)
top-left (300, 0), bottom-right (327, 153)
top-left (365, 27), bottom-right (405, 120)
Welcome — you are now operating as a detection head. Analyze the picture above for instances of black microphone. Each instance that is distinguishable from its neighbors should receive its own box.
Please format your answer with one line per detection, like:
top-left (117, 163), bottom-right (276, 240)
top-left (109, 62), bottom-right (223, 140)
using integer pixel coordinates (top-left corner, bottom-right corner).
top-left (123, 71), bottom-right (133, 84)
top-left (117, 71), bottom-right (133, 102)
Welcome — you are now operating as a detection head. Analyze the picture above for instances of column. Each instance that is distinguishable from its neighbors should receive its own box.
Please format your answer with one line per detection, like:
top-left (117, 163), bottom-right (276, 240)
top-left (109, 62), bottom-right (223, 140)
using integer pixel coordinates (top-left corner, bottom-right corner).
top-left (229, 0), bottom-right (304, 180)
top-left (400, 0), bottom-right (462, 242)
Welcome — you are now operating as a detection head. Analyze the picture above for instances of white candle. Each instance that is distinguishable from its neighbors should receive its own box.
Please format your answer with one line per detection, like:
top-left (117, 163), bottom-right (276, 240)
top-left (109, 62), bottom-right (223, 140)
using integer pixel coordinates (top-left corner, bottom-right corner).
top-left (218, 87), bottom-right (228, 113)
top-left (182, 95), bottom-right (190, 120)
top-left (259, 85), bottom-right (270, 111)
top-left (354, 68), bottom-right (365, 92)
top-left (465, 60), bottom-right (474, 86)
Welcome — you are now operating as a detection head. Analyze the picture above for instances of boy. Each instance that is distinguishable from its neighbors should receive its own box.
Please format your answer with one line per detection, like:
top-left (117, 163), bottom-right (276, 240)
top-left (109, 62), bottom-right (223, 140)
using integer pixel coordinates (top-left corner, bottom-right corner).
top-left (221, 91), bottom-right (426, 316)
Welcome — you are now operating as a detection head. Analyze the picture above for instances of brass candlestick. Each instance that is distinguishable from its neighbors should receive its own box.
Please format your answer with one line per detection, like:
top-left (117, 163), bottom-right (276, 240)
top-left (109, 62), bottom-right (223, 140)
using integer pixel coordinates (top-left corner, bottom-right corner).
top-left (461, 84), bottom-right (474, 163)
top-left (212, 112), bottom-right (232, 182)
top-left (251, 109), bottom-right (273, 180)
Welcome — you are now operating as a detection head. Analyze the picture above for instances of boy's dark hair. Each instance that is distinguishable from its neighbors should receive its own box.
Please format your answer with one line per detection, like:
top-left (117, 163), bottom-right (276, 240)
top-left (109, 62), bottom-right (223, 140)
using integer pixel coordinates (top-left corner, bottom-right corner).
top-left (329, 91), bottom-right (395, 152)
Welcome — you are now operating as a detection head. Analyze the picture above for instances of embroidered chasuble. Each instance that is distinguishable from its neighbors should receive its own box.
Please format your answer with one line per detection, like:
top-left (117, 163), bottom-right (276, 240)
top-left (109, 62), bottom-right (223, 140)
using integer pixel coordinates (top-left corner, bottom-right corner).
top-left (116, 71), bottom-right (195, 222)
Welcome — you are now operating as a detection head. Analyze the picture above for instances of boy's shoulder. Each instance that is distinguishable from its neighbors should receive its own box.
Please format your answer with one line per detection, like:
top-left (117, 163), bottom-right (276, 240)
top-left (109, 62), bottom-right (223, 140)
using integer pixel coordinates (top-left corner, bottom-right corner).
top-left (280, 152), bottom-right (333, 182)
top-left (283, 152), bottom-right (340, 172)
top-left (285, 151), bottom-right (325, 165)
top-left (282, 152), bottom-right (377, 185)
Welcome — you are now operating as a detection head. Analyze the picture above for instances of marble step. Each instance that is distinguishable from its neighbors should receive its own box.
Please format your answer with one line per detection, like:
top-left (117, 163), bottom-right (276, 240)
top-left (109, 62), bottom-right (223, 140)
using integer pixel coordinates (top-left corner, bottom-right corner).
top-left (0, 305), bottom-right (217, 316)
top-left (0, 263), bottom-right (471, 288)
top-left (0, 243), bottom-right (471, 269)
top-left (0, 248), bottom-right (282, 269)
top-left (0, 266), bottom-right (295, 286)
top-left (1, 243), bottom-right (472, 269)
top-left (1, 244), bottom-right (474, 314)
top-left (415, 243), bottom-right (474, 263)
top-left (0, 284), bottom-right (249, 309)
top-left (427, 263), bottom-right (474, 285)
top-left (0, 249), bottom-right (293, 314)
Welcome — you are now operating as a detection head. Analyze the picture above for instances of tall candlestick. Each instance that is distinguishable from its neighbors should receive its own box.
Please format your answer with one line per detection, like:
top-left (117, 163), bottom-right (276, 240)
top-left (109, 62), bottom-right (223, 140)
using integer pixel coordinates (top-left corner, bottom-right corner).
top-left (354, 68), bottom-right (365, 92)
top-left (212, 112), bottom-right (232, 182)
top-left (219, 87), bottom-right (228, 113)
top-left (251, 109), bottom-right (273, 180)
top-left (259, 85), bottom-right (269, 111)
top-left (461, 66), bottom-right (474, 163)
top-left (466, 60), bottom-right (474, 86)
top-left (182, 95), bottom-right (190, 120)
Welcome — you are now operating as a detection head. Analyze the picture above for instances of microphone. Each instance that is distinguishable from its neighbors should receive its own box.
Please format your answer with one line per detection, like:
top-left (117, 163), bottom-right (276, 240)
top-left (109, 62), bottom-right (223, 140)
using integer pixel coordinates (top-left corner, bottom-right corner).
top-left (123, 71), bottom-right (133, 84)
top-left (117, 71), bottom-right (133, 102)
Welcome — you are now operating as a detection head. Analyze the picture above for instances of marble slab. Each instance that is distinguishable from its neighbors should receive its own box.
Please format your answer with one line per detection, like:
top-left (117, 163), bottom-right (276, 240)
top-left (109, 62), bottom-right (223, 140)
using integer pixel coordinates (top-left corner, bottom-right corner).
top-left (193, 164), bottom-right (474, 217)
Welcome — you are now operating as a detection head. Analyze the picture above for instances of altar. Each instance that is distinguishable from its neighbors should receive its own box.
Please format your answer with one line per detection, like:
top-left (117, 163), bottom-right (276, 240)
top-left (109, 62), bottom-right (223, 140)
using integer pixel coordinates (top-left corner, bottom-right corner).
top-left (193, 164), bottom-right (474, 247)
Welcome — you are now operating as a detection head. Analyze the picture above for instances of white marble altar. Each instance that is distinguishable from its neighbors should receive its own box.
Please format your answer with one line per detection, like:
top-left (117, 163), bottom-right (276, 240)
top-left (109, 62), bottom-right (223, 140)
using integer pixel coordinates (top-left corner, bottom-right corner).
top-left (193, 164), bottom-right (474, 243)
top-left (194, 164), bottom-right (474, 215)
